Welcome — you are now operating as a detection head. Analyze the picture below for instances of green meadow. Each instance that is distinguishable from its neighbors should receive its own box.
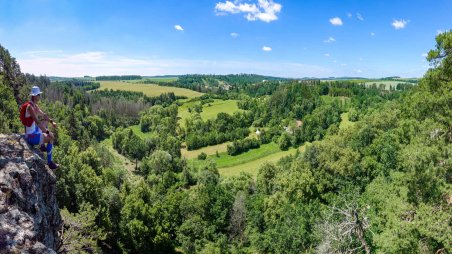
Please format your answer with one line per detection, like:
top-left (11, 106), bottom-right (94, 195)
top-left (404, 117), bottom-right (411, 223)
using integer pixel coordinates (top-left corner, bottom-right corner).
top-left (189, 142), bottom-right (309, 178)
top-left (178, 99), bottom-right (243, 127)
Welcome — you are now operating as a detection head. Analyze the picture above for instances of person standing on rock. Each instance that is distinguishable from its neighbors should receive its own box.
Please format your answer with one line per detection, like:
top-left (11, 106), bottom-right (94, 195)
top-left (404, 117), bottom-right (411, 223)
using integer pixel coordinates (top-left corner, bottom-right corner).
top-left (20, 86), bottom-right (59, 170)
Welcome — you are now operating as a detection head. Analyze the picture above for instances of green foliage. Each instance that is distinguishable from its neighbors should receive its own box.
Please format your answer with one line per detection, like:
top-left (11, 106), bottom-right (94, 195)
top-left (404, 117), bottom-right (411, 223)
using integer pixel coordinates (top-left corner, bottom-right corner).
top-left (198, 152), bottom-right (207, 160)
top-left (59, 203), bottom-right (106, 253)
top-left (1, 33), bottom-right (450, 254)
top-left (227, 137), bottom-right (260, 155)
top-left (278, 132), bottom-right (292, 150)
top-left (0, 76), bottom-right (21, 133)
top-left (185, 110), bottom-right (253, 150)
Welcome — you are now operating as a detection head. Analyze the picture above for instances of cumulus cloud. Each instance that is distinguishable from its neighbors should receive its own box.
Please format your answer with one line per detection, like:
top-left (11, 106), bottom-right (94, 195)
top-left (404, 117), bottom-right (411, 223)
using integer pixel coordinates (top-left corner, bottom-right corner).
top-left (215, 0), bottom-right (282, 23)
top-left (230, 32), bottom-right (239, 38)
top-left (392, 19), bottom-right (408, 29)
top-left (356, 13), bottom-right (364, 21)
top-left (329, 17), bottom-right (343, 26)
top-left (355, 69), bottom-right (363, 73)
top-left (324, 53), bottom-right (330, 57)
top-left (262, 46), bottom-right (272, 51)
top-left (174, 25), bottom-right (184, 31)
top-left (324, 37), bottom-right (335, 43)
top-left (347, 12), bottom-right (352, 18)
top-left (370, 32), bottom-right (375, 36)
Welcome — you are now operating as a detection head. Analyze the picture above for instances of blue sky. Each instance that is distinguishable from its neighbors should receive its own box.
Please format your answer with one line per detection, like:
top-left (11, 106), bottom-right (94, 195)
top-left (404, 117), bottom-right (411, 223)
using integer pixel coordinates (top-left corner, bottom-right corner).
top-left (0, 0), bottom-right (450, 78)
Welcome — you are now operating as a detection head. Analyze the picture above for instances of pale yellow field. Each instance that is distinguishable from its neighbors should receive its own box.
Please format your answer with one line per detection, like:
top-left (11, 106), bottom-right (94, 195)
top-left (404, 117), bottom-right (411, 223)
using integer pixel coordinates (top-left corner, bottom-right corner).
top-left (98, 81), bottom-right (203, 98)
top-left (181, 141), bottom-right (232, 159)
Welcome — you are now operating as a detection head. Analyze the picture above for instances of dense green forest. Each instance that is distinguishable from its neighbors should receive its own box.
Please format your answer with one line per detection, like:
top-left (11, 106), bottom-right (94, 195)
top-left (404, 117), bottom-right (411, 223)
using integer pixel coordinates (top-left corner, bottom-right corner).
top-left (0, 31), bottom-right (450, 253)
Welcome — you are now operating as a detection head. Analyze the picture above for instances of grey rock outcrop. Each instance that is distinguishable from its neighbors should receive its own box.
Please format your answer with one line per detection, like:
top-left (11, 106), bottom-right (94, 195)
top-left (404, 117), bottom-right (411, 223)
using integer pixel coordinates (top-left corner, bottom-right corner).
top-left (0, 134), bottom-right (61, 253)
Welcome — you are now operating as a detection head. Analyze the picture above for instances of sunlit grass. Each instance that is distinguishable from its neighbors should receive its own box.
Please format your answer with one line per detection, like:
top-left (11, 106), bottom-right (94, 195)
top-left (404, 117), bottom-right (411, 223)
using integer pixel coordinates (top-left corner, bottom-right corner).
top-left (98, 80), bottom-right (203, 98)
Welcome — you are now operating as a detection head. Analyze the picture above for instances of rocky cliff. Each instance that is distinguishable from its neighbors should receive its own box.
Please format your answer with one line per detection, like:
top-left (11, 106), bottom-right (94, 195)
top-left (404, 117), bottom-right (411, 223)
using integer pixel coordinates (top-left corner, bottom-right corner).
top-left (0, 134), bottom-right (61, 253)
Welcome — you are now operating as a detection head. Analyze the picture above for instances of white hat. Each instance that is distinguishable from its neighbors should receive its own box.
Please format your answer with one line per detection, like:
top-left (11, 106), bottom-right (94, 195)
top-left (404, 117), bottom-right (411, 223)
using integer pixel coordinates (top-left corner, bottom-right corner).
top-left (30, 86), bottom-right (43, 96)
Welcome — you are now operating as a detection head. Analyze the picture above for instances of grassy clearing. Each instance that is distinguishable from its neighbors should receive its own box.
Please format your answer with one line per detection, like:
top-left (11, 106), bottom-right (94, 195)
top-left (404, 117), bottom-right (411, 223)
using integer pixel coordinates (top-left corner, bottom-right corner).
top-left (189, 142), bottom-right (309, 178)
top-left (218, 143), bottom-right (309, 178)
top-left (181, 142), bottom-right (231, 159)
top-left (100, 138), bottom-right (141, 182)
top-left (178, 99), bottom-right (242, 127)
top-left (339, 112), bottom-right (354, 130)
top-left (98, 81), bottom-right (203, 98)
top-left (129, 124), bottom-right (155, 139)
top-left (215, 142), bottom-right (281, 168)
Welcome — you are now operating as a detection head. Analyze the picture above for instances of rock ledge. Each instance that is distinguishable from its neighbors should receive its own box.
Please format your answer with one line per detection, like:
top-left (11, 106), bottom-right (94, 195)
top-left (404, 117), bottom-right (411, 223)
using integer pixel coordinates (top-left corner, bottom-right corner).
top-left (0, 134), bottom-right (61, 253)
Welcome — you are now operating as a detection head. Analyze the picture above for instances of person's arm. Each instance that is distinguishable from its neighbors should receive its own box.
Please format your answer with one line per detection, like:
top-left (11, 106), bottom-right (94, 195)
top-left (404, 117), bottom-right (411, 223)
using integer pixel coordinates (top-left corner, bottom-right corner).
top-left (34, 104), bottom-right (49, 120)
top-left (35, 104), bottom-right (57, 128)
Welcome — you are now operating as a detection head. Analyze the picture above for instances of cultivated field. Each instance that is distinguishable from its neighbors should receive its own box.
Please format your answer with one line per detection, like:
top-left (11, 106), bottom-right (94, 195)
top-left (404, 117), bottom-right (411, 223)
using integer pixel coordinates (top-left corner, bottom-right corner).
top-left (364, 81), bottom-right (412, 90)
top-left (98, 81), bottom-right (203, 98)
top-left (129, 77), bottom-right (179, 83)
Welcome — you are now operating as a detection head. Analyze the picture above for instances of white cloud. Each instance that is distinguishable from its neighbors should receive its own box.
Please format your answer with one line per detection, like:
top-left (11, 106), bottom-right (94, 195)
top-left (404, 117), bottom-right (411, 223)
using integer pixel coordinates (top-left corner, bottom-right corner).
top-left (347, 12), bottom-right (352, 18)
top-left (341, 63), bottom-right (347, 66)
top-left (324, 37), bottom-right (336, 43)
top-left (262, 46), bottom-right (272, 51)
top-left (421, 53), bottom-right (428, 57)
top-left (370, 32), bottom-right (375, 36)
top-left (17, 51), bottom-right (332, 78)
top-left (356, 13), bottom-right (364, 21)
top-left (215, 0), bottom-right (282, 23)
top-left (392, 19), bottom-right (408, 29)
top-left (329, 17), bottom-right (343, 26)
top-left (22, 50), bottom-right (64, 55)
top-left (174, 25), bottom-right (184, 31)
top-left (230, 32), bottom-right (239, 38)
top-left (355, 69), bottom-right (363, 73)
top-left (437, 29), bottom-right (444, 35)
top-left (324, 53), bottom-right (330, 57)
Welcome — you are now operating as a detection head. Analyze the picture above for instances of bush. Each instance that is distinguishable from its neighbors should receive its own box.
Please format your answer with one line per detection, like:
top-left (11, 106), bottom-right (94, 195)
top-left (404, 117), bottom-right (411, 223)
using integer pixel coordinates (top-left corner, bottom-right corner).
top-left (227, 138), bottom-right (260, 156)
top-left (198, 152), bottom-right (207, 160)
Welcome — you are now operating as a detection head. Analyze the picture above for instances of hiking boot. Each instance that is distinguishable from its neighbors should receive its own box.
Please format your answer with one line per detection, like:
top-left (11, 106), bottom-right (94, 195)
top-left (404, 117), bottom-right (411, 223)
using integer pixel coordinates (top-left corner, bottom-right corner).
top-left (40, 144), bottom-right (47, 152)
top-left (48, 161), bottom-right (59, 170)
